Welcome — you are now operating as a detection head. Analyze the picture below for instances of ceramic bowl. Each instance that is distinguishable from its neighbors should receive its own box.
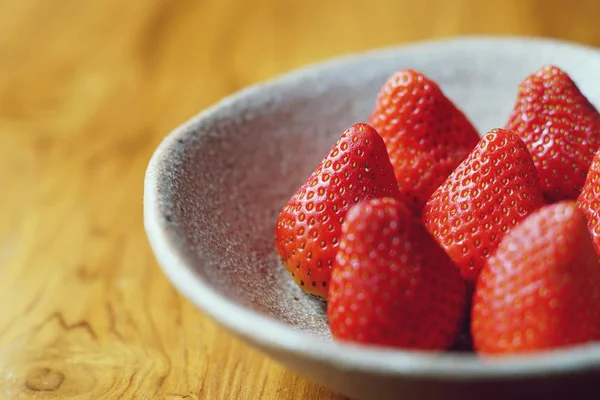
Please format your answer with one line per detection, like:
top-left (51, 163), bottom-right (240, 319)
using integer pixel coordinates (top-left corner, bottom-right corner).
top-left (144, 36), bottom-right (600, 400)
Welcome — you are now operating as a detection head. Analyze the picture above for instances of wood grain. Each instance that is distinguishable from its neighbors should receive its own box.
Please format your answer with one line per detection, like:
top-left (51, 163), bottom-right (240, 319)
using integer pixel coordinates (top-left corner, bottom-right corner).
top-left (0, 0), bottom-right (599, 398)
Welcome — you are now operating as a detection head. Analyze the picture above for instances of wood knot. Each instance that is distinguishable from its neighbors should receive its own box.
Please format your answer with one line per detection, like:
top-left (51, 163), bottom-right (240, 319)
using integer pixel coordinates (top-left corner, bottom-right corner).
top-left (25, 367), bottom-right (65, 392)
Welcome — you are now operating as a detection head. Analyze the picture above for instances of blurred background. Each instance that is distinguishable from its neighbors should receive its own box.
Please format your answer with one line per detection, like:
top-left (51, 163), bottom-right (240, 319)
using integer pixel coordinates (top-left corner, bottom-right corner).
top-left (1, 1), bottom-right (599, 399)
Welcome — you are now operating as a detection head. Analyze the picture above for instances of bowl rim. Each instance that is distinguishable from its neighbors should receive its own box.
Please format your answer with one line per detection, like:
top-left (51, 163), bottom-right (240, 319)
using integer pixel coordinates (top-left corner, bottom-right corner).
top-left (144, 35), bottom-right (600, 380)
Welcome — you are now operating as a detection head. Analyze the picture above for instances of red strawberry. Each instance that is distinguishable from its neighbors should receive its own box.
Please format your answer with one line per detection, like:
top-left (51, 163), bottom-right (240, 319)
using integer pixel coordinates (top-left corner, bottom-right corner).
top-left (368, 69), bottom-right (480, 216)
top-left (577, 148), bottom-right (600, 256)
top-left (422, 128), bottom-right (546, 285)
top-left (275, 123), bottom-right (401, 299)
top-left (505, 65), bottom-right (600, 202)
top-left (327, 197), bottom-right (466, 350)
top-left (472, 201), bottom-right (600, 354)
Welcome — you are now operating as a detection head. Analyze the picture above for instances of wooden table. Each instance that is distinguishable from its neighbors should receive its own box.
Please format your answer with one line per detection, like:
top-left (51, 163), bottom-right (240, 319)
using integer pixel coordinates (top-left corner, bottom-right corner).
top-left (1, 1), bottom-right (599, 398)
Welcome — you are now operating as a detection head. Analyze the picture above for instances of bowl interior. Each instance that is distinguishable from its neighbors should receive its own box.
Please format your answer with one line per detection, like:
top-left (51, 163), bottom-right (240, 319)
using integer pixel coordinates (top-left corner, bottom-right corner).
top-left (149, 37), bottom-right (600, 348)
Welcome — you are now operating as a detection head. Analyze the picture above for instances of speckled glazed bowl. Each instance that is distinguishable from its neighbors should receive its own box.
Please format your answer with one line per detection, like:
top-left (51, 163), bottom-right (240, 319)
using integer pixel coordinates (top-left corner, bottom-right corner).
top-left (144, 37), bottom-right (600, 400)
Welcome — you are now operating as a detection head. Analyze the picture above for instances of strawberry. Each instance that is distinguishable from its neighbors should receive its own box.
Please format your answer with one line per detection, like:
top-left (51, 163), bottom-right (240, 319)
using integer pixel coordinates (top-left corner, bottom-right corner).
top-left (368, 69), bottom-right (480, 216)
top-left (577, 147), bottom-right (600, 256)
top-left (422, 128), bottom-right (546, 285)
top-left (471, 201), bottom-right (600, 354)
top-left (505, 65), bottom-right (600, 202)
top-left (327, 197), bottom-right (466, 350)
top-left (275, 123), bottom-right (401, 299)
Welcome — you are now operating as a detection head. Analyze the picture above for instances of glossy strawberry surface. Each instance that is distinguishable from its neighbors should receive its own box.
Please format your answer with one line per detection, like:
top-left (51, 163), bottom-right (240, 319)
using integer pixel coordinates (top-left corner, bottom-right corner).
top-left (423, 129), bottom-right (546, 284)
top-left (275, 123), bottom-right (401, 298)
top-left (369, 69), bottom-right (480, 216)
top-left (577, 147), bottom-right (600, 256)
top-left (327, 198), bottom-right (466, 349)
top-left (472, 201), bottom-right (600, 354)
top-left (505, 65), bottom-right (600, 202)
